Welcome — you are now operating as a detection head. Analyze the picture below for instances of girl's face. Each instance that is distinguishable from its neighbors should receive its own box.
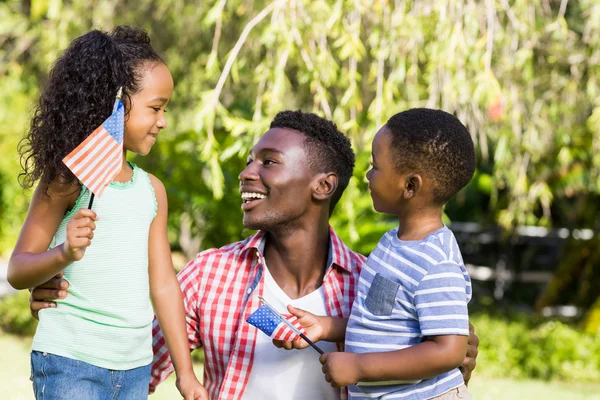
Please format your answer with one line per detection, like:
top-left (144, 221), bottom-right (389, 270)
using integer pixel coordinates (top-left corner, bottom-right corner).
top-left (123, 62), bottom-right (174, 156)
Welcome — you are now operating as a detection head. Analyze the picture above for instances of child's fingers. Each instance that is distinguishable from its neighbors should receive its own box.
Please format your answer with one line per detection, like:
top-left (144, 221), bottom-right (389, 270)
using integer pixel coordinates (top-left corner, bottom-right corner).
top-left (72, 226), bottom-right (95, 240)
top-left (319, 352), bottom-right (330, 365)
top-left (70, 217), bottom-right (97, 231)
top-left (287, 304), bottom-right (309, 318)
top-left (72, 208), bottom-right (98, 221)
top-left (68, 236), bottom-right (92, 249)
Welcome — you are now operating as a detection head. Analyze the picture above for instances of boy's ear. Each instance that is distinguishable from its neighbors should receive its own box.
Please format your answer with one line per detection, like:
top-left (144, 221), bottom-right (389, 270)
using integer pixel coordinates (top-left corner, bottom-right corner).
top-left (313, 172), bottom-right (338, 201)
top-left (402, 174), bottom-right (422, 200)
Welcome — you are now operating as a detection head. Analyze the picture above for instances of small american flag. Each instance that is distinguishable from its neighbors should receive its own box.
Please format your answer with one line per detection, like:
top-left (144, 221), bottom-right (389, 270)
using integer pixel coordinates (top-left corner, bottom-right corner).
top-left (63, 98), bottom-right (124, 197)
top-left (246, 302), bottom-right (306, 341)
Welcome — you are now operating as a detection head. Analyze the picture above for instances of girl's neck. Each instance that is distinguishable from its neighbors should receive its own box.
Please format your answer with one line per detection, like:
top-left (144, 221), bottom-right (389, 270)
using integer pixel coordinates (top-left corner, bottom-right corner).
top-left (113, 159), bottom-right (134, 183)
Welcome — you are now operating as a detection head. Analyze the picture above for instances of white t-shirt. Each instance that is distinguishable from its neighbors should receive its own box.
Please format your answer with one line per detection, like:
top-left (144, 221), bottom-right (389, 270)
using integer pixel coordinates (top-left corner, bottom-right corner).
top-left (243, 266), bottom-right (338, 400)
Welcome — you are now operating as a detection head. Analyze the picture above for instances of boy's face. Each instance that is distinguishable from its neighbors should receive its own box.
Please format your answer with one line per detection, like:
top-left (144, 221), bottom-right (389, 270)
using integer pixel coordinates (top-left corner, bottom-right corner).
top-left (366, 127), bottom-right (405, 215)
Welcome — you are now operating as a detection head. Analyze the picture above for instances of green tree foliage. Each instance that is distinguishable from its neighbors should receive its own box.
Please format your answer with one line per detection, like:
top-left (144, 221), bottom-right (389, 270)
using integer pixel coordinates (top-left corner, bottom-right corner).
top-left (1, 1), bottom-right (599, 317)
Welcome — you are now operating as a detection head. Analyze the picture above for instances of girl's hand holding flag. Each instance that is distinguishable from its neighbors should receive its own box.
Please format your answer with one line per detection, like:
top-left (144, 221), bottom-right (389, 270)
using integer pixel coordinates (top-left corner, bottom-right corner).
top-left (60, 208), bottom-right (98, 262)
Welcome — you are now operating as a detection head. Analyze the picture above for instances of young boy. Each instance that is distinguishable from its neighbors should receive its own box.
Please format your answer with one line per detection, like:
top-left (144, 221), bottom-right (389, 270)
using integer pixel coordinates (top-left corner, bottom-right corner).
top-left (275, 108), bottom-right (475, 399)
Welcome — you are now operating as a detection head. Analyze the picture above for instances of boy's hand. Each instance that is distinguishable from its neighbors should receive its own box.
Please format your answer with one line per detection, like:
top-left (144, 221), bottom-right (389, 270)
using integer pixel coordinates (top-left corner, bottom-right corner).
top-left (460, 322), bottom-right (479, 384)
top-left (62, 209), bottom-right (97, 262)
top-left (272, 305), bottom-right (324, 350)
top-left (176, 374), bottom-right (208, 400)
top-left (319, 352), bottom-right (362, 388)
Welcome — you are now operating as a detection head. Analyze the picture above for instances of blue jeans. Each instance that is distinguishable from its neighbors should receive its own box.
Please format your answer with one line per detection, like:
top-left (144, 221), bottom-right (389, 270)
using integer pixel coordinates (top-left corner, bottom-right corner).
top-left (30, 351), bottom-right (151, 400)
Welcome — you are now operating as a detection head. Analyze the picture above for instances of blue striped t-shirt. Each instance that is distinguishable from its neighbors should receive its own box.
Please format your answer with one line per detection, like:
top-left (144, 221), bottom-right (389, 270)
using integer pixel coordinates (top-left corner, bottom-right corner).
top-left (345, 226), bottom-right (471, 400)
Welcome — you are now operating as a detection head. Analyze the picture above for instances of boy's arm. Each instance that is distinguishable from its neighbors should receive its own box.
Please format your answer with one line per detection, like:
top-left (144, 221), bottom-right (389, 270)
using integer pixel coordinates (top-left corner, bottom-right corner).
top-left (272, 305), bottom-right (348, 350)
top-left (320, 334), bottom-right (468, 386)
top-left (147, 175), bottom-right (207, 399)
top-left (321, 260), bottom-right (472, 387)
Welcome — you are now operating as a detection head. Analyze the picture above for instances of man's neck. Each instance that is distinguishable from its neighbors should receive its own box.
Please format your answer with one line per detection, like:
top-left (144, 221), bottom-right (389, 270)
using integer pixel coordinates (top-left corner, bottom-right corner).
top-left (263, 217), bottom-right (331, 300)
top-left (397, 206), bottom-right (444, 241)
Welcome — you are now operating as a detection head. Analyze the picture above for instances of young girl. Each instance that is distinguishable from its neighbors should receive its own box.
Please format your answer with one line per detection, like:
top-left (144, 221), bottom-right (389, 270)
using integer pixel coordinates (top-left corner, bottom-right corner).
top-left (8, 26), bottom-right (207, 400)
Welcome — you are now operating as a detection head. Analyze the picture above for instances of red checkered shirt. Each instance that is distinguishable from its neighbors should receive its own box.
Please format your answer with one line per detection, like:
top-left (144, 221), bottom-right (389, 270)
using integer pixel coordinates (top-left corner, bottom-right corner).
top-left (150, 227), bottom-right (365, 400)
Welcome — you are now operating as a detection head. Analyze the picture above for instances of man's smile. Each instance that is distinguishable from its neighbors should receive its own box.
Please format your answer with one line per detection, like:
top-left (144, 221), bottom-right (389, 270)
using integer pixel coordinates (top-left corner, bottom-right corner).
top-left (241, 191), bottom-right (267, 211)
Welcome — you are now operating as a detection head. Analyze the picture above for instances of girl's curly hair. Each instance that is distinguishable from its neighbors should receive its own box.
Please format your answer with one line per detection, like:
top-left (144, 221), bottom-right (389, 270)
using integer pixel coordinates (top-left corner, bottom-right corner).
top-left (18, 26), bottom-right (164, 192)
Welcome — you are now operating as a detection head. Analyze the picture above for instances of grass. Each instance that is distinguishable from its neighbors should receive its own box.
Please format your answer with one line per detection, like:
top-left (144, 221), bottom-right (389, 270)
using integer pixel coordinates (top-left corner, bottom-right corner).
top-left (2, 331), bottom-right (599, 400)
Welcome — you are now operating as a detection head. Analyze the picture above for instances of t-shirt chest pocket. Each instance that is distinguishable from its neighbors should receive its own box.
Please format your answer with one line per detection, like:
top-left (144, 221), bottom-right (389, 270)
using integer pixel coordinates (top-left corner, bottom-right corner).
top-left (365, 273), bottom-right (400, 316)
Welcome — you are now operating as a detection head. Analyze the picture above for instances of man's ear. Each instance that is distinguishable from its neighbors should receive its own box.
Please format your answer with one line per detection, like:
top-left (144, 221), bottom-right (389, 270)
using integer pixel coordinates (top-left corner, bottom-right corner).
top-left (313, 172), bottom-right (338, 201)
top-left (403, 174), bottom-right (423, 200)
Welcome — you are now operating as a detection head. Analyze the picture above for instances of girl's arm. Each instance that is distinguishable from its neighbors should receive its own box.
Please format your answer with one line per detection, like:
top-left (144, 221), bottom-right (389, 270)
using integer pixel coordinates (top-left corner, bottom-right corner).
top-left (147, 175), bottom-right (206, 399)
top-left (8, 182), bottom-right (94, 289)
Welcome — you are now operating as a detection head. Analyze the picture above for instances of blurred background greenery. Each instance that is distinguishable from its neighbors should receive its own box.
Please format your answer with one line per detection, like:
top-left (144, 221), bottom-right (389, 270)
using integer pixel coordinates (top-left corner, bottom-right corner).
top-left (1, 0), bottom-right (600, 398)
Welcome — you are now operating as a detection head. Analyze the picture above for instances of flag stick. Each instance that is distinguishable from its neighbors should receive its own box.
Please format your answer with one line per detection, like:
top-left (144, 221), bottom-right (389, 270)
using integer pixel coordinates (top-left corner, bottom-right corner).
top-left (258, 296), bottom-right (324, 355)
top-left (87, 192), bottom-right (95, 210)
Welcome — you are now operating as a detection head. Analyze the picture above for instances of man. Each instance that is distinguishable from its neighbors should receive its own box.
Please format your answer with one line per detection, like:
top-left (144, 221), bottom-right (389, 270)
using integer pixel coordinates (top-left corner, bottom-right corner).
top-left (30, 110), bottom-right (478, 399)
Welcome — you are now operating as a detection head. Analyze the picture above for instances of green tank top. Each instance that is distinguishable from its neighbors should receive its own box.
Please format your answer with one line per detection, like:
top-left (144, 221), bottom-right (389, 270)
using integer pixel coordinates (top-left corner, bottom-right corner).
top-left (32, 163), bottom-right (158, 370)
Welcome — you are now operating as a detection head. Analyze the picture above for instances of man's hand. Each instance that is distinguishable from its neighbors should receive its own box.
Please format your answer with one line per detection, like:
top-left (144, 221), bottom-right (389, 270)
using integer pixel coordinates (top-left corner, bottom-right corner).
top-left (29, 273), bottom-right (69, 320)
top-left (272, 305), bottom-right (325, 350)
top-left (319, 352), bottom-right (362, 388)
top-left (460, 322), bottom-right (479, 384)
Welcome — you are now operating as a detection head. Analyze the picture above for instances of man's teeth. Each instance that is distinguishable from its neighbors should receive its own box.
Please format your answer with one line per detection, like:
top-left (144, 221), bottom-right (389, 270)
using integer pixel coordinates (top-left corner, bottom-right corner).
top-left (241, 192), bottom-right (266, 202)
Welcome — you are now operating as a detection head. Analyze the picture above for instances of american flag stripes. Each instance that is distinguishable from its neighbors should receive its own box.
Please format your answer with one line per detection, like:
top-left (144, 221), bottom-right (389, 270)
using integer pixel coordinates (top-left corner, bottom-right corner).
top-left (62, 99), bottom-right (124, 197)
top-left (246, 302), bottom-right (306, 341)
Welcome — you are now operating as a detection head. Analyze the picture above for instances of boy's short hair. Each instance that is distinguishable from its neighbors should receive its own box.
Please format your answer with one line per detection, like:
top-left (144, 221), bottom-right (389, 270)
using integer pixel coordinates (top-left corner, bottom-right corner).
top-left (270, 110), bottom-right (355, 212)
top-left (385, 108), bottom-right (475, 205)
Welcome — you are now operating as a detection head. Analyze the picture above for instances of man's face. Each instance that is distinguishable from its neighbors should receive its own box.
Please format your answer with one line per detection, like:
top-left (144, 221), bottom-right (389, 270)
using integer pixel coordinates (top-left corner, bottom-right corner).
top-left (239, 127), bottom-right (315, 231)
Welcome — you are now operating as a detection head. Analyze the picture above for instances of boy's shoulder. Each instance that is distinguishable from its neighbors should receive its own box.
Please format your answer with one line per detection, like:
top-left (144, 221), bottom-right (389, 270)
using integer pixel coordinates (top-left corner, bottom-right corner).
top-left (371, 226), bottom-right (464, 274)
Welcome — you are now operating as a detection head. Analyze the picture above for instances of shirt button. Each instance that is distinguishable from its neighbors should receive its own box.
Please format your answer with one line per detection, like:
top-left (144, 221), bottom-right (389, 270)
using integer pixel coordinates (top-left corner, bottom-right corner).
top-left (247, 288), bottom-right (252, 294)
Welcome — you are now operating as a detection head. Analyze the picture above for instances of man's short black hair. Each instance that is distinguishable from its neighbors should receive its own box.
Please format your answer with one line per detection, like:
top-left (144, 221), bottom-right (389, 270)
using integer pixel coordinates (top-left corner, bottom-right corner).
top-left (270, 110), bottom-right (355, 212)
top-left (386, 108), bottom-right (476, 205)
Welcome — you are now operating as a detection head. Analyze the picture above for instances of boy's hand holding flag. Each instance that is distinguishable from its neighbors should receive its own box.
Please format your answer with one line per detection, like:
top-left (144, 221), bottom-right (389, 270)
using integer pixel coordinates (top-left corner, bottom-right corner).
top-left (246, 296), bottom-right (324, 354)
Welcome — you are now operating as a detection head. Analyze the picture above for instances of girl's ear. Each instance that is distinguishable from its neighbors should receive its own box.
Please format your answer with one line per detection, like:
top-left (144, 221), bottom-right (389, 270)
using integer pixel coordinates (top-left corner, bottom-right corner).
top-left (312, 172), bottom-right (338, 202)
top-left (403, 174), bottom-right (423, 200)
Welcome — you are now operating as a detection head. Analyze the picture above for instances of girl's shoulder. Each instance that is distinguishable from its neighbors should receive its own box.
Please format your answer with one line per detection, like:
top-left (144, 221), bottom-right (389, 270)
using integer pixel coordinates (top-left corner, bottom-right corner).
top-left (35, 179), bottom-right (82, 211)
